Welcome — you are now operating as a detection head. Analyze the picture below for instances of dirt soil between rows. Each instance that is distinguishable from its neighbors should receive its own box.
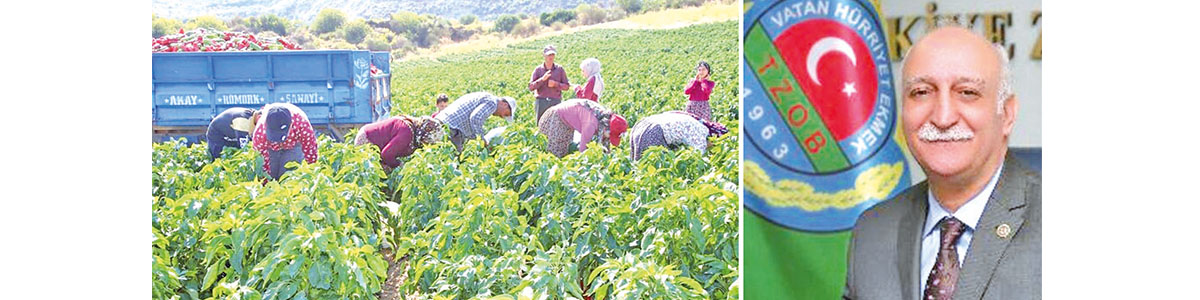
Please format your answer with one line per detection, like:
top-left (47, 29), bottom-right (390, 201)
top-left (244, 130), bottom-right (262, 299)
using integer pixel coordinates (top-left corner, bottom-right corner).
top-left (377, 247), bottom-right (409, 300)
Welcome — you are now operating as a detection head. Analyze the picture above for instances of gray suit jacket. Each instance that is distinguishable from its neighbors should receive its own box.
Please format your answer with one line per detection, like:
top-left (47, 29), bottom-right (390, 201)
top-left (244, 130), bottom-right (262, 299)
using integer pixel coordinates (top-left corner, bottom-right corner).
top-left (844, 154), bottom-right (1041, 300)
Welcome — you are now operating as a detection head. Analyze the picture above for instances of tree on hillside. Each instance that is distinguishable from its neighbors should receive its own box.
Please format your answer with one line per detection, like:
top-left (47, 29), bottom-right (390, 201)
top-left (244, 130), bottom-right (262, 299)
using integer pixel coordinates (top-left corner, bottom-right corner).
top-left (227, 16), bottom-right (247, 29)
top-left (388, 12), bottom-right (448, 48)
top-left (365, 34), bottom-right (391, 51)
top-left (449, 25), bottom-right (480, 42)
top-left (365, 18), bottom-right (390, 29)
top-left (494, 14), bottom-right (520, 34)
top-left (683, 0), bottom-right (707, 8)
top-left (249, 14), bottom-right (291, 36)
top-left (643, 0), bottom-right (665, 11)
top-left (343, 20), bottom-right (371, 44)
top-left (185, 15), bottom-right (229, 31)
top-left (390, 35), bottom-right (412, 51)
top-left (389, 11), bottom-right (423, 37)
top-left (421, 18), bottom-right (451, 48)
top-left (605, 6), bottom-right (629, 22)
top-left (539, 9), bottom-right (576, 26)
top-left (152, 15), bottom-right (184, 37)
top-left (312, 8), bottom-right (346, 34)
top-left (617, 0), bottom-right (644, 14)
top-left (287, 27), bottom-right (316, 49)
top-left (576, 4), bottom-right (606, 25)
top-left (645, 0), bottom-right (707, 11)
top-left (511, 18), bottom-right (541, 38)
top-left (459, 14), bottom-right (477, 25)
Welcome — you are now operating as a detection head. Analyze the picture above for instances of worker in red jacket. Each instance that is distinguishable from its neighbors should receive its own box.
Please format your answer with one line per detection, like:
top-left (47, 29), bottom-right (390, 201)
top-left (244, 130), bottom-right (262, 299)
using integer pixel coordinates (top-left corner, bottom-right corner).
top-left (252, 103), bottom-right (319, 180)
top-left (354, 115), bottom-right (445, 171)
top-left (572, 58), bottom-right (604, 102)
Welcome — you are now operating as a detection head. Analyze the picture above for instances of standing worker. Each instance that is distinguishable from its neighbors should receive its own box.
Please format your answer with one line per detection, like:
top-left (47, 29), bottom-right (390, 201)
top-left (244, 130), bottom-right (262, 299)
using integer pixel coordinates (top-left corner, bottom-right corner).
top-left (537, 99), bottom-right (628, 158)
top-left (629, 111), bottom-right (729, 161)
top-left (252, 103), bottom-right (319, 180)
top-left (433, 91), bottom-right (517, 152)
top-left (354, 115), bottom-right (445, 172)
top-left (206, 107), bottom-right (256, 160)
top-left (684, 61), bottom-right (716, 121)
top-left (573, 58), bottom-right (604, 102)
top-left (529, 44), bottom-right (570, 123)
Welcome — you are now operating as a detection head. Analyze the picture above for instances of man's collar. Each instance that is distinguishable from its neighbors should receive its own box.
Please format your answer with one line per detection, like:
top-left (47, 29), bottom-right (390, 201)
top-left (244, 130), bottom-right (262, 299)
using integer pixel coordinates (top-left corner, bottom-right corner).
top-left (923, 162), bottom-right (1004, 236)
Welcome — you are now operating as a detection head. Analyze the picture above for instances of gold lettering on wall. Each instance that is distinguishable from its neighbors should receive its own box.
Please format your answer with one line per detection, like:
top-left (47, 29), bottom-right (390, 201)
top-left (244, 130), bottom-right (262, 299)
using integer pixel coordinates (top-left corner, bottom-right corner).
top-left (1031, 11), bottom-right (1042, 60)
top-left (887, 16), bottom-right (917, 61)
top-left (884, 2), bottom-right (1039, 62)
top-left (971, 12), bottom-right (1014, 59)
top-left (924, 2), bottom-right (939, 29)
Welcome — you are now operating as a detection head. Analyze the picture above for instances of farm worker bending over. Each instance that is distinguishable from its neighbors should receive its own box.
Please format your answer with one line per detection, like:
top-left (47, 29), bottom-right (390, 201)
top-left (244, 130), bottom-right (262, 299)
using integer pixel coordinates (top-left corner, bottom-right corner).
top-left (629, 111), bottom-right (729, 161)
top-left (572, 58), bottom-right (604, 102)
top-left (252, 103), bottom-right (319, 180)
top-left (206, 107), bottom-right (256, 160)
top-left (683, 60), bottom-right (715, 121)
top-left (354, 116), bottom-right (445, 172)
top-left (433, 91), bottom-right (517, 152)
top-left (529, 44), bottom-right (570, 124)
top-left (537, 99), bottom-right (628, 158)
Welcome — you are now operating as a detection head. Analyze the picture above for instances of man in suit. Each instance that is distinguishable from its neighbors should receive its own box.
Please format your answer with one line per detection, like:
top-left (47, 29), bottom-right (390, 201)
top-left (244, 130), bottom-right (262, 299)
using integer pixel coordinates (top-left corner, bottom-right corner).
top-left (843, 24), bottom-right (1041, 300)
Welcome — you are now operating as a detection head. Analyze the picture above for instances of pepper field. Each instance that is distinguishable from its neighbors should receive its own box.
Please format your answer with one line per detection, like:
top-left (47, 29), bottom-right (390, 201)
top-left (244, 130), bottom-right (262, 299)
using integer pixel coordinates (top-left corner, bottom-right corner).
top-left (152, 21), bottom-right (739, 300)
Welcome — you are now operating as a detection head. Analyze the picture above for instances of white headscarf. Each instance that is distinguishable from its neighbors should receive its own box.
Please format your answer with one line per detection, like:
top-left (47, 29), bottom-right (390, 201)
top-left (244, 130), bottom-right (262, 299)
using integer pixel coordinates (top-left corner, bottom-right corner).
top-left (580, 58), bottom-right (604, 99)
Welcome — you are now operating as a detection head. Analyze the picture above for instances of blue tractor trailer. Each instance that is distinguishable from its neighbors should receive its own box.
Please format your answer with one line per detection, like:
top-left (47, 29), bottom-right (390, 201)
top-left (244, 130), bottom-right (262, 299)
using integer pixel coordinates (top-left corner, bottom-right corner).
top-left (152, 50), bottom-right (392, 142)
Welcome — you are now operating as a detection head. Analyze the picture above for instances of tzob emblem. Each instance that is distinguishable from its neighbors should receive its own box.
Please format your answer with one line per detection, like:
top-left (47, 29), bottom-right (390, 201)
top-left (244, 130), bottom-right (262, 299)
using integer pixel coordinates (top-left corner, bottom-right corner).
top-left (743, 0), bottom-right (910, 231)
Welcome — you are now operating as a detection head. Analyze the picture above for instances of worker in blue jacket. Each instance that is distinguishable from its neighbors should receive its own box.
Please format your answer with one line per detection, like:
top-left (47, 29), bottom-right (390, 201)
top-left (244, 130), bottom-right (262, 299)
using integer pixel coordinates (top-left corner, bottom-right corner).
top-left (206, 107), bottom-right (257, 159)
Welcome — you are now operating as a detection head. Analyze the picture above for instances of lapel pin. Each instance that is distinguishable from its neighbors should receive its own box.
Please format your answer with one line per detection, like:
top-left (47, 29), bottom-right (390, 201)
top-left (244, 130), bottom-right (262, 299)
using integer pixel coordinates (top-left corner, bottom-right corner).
top-left (996, 224), bottom-right (1012, 239)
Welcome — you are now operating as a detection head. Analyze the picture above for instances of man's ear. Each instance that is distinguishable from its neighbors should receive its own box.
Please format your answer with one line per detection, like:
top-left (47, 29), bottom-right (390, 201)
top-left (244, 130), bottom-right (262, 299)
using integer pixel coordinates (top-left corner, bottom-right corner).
top-left (1002, 95), bottom-right (1019, 137)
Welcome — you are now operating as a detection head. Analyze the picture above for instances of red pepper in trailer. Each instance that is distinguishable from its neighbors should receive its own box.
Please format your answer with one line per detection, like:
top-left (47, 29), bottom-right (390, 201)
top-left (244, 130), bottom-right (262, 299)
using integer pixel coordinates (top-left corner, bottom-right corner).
top-left (152, 28), bottom-right (302, 53)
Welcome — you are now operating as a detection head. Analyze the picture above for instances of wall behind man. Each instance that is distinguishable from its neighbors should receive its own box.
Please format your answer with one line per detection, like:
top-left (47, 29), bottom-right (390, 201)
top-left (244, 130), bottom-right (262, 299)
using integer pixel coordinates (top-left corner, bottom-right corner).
top-left (881, 0), bottom-right (1042, 181)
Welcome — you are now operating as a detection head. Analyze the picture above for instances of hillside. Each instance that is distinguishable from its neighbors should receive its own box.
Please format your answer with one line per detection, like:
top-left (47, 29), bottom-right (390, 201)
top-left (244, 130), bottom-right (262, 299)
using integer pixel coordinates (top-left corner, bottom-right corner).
top-left (404, 2), bottom-right (740, 60)
top-left (152, 0), bottom-right (610, 22)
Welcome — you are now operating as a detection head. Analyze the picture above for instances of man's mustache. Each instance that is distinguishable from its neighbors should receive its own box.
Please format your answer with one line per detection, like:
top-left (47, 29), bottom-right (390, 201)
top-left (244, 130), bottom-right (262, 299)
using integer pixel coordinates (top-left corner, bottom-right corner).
top-left (917, 123), bottom-right (974, 142)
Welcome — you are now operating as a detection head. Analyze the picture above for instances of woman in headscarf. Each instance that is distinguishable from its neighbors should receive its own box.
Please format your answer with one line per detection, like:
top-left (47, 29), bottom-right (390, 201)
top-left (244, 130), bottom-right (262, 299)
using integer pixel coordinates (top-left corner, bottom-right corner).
top-left (537, 99), bottom-right (628, 158)
top-left (629, 110), bottom-right (729, 161)
top-left (574, 58), bottom-right (604, 102)
top-left (683, 60), bottom-right (715, 121)
top-left (354, 115), bottom-right (446, 172)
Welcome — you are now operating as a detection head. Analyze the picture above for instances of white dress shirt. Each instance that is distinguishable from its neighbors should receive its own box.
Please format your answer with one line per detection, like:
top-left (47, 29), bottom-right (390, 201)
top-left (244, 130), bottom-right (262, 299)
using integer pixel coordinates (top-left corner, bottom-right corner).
top-left (918, 163), bottom-right (1004, 292)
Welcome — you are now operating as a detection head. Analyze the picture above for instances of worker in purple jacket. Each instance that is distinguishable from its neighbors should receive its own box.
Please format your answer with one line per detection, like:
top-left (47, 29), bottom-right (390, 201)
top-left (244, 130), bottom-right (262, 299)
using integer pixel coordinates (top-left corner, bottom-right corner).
top-left (205, 107), bottom-right (256, 160)
top-left (354, 115), bottom-right (445, 172)
top-left (529, 44), bottom-right (571, 124)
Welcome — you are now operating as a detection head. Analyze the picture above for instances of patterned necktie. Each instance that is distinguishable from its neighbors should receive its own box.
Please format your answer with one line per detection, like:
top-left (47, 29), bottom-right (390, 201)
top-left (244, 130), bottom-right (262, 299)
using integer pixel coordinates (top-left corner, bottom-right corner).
top-left (924, 217), bottom-right (967, 300)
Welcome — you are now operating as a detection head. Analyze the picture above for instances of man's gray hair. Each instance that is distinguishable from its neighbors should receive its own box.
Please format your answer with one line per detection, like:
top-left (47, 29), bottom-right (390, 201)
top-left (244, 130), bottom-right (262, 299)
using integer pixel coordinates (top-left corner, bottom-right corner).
top-left (904, 17), bottom-right (1014, 112)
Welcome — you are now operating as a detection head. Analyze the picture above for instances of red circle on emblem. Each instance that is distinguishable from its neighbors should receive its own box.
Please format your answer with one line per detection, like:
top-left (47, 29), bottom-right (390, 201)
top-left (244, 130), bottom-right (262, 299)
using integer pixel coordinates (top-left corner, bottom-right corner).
top-left (774, 19), bottom-right (878, 142)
